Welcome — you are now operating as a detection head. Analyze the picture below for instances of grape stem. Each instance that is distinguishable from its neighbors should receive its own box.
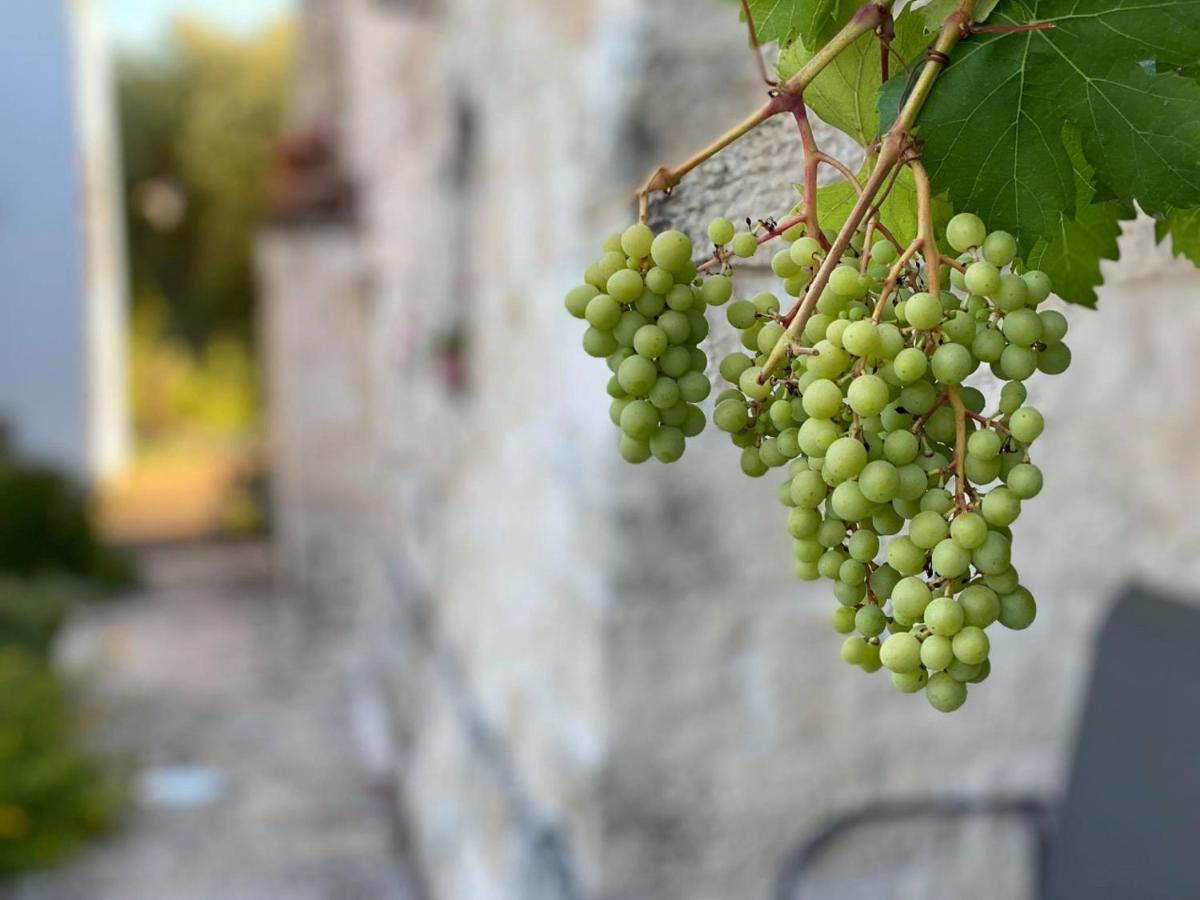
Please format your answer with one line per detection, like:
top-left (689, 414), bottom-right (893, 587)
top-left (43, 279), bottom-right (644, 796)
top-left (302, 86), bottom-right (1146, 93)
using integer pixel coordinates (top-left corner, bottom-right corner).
top-left (947, 385), bottom-right (972, 510)
top-left (761, 1), bottom-right (973, 380)
top-left (739, 0), bottom-right (777, 88)
top-left (793, 105), bottom-right (830, 251)
top-left (634, 0), bottom-right (896, 222)
top-left (870, 238), bottom-right (922, 320)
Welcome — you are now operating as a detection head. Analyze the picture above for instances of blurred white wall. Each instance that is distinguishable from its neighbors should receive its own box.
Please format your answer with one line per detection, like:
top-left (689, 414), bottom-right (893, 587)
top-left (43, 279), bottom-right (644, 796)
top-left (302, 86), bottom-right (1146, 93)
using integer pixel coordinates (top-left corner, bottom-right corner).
top-left (0, 0), bottom-right (129, 481)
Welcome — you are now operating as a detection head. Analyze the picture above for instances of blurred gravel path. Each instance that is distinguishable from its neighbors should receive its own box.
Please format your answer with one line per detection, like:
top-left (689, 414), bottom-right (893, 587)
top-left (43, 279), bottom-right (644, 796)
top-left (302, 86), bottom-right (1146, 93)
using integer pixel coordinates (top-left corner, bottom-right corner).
top-left (8, 542), bottom-right (419, 900)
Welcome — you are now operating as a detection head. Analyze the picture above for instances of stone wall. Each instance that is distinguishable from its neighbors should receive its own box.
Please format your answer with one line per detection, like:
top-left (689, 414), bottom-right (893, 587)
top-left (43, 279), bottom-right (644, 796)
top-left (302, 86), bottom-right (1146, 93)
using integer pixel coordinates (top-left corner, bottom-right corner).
top-left (259, 2), bottom-right (1200, 898)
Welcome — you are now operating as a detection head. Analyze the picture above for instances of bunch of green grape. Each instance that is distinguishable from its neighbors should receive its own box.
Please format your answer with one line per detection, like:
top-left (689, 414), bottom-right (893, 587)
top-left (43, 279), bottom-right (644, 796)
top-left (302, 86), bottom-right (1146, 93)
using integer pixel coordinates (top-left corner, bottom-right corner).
top-left (712, 211), bottom-right (1065, 711)
top-left (564, 223), bottom-right (735, 463)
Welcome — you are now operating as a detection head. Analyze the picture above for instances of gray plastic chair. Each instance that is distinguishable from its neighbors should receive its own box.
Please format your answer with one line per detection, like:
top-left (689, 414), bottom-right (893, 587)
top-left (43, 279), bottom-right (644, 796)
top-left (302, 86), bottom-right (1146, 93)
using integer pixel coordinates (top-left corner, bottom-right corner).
top-left (776, 585), bottom-right (1200, 900)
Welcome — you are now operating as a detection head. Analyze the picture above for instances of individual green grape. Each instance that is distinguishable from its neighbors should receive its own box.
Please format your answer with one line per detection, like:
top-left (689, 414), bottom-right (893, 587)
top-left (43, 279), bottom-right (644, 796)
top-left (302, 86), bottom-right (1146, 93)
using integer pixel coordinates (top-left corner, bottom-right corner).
top-left (882, 430), bottom-right (919, 466)
top-left (925, 596), bottom-right (964, 636)
top-left (905, 510), bottom-right (946, 550)
top-left (634, 290), bottom-right (666, 318)
top-left (984, 566), bottom-right (1021, 595)
top-left (931, 343), bottom-right (977, 385)
top-left (828, 264), bottom-right (864, 298)
top-left (832, 606), bottom-right (857, 634)
top-left (971, 327), bottom-right (1006, 364)
top-left (618, 434), bottom-right (652, 464)
top-left (999, 344), bottom-right (1037, 381)
top-left (964, 260), bottom-right (1001, 297)
top-left (756, 322), bottom-right (786, 356)
top-left (966, 429), bottom-right (1002, 462)
top-left (584, 293), bottom-right (621, 330)
top-left (839, 558), bottom-right (868, 585)
top-left (886, 537), bottom-right (926, 576)
top-left (583, 327), bottom-right (619, 358)
top-left (892, 347), bottom-right (929, 384)
top-left (633, 324), bottom-right (668, 359)
top-left (699, 275), bottom-right (733, 306)
top-left (682, 405), bottom-right (706, 437)
top-left (1022, 270), bottom-right (1053, 303)
top-left (795, 560), bottom-right (821, 581)
top-left (959, 584), bottom-right (1000, 628)
top-left (825, 437), bottom-right (868, 482)
top-left (999, 381), bottom-right (1026, 416)
top-left (678, 371), bottom-right (711, 403)
top-left (952, 626), bottom-right (990, 665)
top-left (848, 529), bottom-right (879, 563)
top-left (818, 548), bottom-right (848, 580)
top-left (1005, 463), bottom-right (1043, 499)
top-left (999, 587), bottom-right (1037, 629)
top-left (905, 292), bottom-right (943, 330)
top-left (651, 427), bottom-right (685, 463)
top-left (993, 274), bottom-right (1029, 312)
top-left (798, 417), bottom-right (839, 457)
top-left (740, 447), bottom-right (768, 478)
top-left (892, 577), bottom-right (932, 622)
top-left (565, 284), bottom-right (599, 318)
top-left (946, 212), bottom-right (986, 252)
top-left (859, 460), bottom-right (900, 503)
top-left (971, 530), bottom-right (1012, 575)
top-left (620, 223), bottom-right (654, 259)
top-left (732, 232), bottom-right (758, 258)
top-left (790, 236), bottom-right (823, 267)
top-left (708, 217), bottom-right (735, 246)
top-left (982, 487), bottom-right (1022, 527)
top-left (1009, 407), bottom-right (1044, 444)
top-left (714, 398), bottom-right (750, 433)
top-left (1038, 309), bottom-right (1068, 344)
top-left (717, 352), bottom-right (751, 385)
top-left (927, 672), bottom-right (968, 712)
top-left (835, 581), bottom-right (867, 606)
top-left (982, 230), bottom-right (1017, 267)
top-left (871, 239), bottom-right (899, 266)
top-left (807, 341), bottom-right (850, 379)
top-left (855, 605), bottom-right (887, 637)
top-left (790, 470), bottom-right (828, 508)
top-left (607, 269), bottom-right (645, 304)
top-left (831, 481), bottom-right (875, 521)
top-left (919, 634), bottom-right (953, 671)
top-left (788, 507), bottom-right (822, 540)
top-left (802, 379), bottom-right (843, 419)
top-left (817, 517), bottom-right (847, 548)
top-left (946, 658), bottom-right (982, 683)
top-left (841, 636), bottom-right (871, 666)
top-left (880, 632), bottom-right (921, 673)
top-left (772, 249), bottom-right (802, 278)
top-left (931, 540), bottom-right (971, 578)
top-left (847, 374), bottom-right (889, 417)
top-left (891, 669), bottom-right (928, 693)
top-left (842, 320), bottom-right (880, 358)
top-left (738, 366), bottom-right (771, 401)
top-left (645, 266), bottom-right (674, 296)
top-left (1003, 308), bottom-right (1043, 347)
top-left (650, 230), bottom-right (693, 273)
top-left (752, 292), bottom-right (781, 316)
top-left (620, 399), bottom-right (659, 440)
top-left (648, 377), bottom-right (681, 410)
top-left (949, 511), bottom-right (988, 550)
top-left (1037, 343), bottom-right (1072, 375)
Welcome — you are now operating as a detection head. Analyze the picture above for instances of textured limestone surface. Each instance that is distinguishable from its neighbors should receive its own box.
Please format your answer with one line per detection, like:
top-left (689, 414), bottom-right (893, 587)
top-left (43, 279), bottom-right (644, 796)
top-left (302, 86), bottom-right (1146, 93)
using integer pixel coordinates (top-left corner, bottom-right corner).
top-left (259, 2), bottom-right (1200, 898)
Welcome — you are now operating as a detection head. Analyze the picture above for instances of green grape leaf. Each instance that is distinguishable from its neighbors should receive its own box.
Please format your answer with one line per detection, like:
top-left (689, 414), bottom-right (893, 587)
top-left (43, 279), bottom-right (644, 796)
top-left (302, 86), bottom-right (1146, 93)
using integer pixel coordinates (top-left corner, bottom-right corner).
top-left (1156, 208), bottom-right (1200, 267)
top-left (1024, 126), bottom-right (1134, 307)
top-left (745, 0), bottom-right (859, 47)
top-left (778, 11), bottom-right (928, 143)
top-left (801, 161), bottom-right (951, 248)
top-left (882, 0), bottom-right (1200, 252)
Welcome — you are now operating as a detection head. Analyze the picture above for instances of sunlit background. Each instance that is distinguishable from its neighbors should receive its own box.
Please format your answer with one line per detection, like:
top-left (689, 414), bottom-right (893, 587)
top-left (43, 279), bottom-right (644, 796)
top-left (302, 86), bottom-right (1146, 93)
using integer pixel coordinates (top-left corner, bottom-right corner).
top-left (1, 2), bottom-right (1199, 899)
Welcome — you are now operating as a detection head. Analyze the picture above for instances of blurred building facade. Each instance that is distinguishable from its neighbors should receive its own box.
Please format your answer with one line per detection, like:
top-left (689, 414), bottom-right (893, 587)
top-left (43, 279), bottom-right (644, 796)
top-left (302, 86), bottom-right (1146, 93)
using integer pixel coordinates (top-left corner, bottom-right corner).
top-left (0, 1), bottom-right (129, 481)
top-left (259, 1), bottom-right (1200, 898)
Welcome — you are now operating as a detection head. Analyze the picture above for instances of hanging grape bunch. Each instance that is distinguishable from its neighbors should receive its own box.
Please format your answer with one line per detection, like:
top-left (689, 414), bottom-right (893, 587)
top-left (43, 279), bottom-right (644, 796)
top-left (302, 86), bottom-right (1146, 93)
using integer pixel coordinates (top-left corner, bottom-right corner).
top-left (565, 0), bottom-right (1200, 711)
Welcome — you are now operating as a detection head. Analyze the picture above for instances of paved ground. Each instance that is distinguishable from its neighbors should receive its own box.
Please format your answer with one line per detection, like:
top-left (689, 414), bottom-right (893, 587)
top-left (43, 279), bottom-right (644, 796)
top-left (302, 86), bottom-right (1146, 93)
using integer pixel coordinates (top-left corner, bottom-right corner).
top-left (9, 542), bottom-right (420, 900)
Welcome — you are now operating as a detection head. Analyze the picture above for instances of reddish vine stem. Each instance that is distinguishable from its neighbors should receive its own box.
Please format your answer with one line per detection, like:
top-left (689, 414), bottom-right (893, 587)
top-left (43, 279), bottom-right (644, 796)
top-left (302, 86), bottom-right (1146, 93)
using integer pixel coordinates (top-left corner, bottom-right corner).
top-left (793, 105), bottom-right (829, 250)
top-left (871, 238), bottom-right (922, 320)
top-left (739, 0), bottom-right (776, 87)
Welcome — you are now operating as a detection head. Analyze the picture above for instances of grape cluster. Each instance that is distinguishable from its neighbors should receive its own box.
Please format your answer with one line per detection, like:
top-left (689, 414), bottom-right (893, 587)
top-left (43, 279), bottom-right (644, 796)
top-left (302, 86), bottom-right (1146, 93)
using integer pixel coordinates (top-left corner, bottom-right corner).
top-left (710, 212), bottom-right (1066, 711)
top-left (565, 223), bottom-right (733, 463)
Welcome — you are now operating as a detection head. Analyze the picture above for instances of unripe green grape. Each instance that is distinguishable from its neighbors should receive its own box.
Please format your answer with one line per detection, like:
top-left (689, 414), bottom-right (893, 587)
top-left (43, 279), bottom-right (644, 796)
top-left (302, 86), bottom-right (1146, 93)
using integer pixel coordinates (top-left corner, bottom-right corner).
top-left (650, 230), bottom-right (693, 273)
top-left (946, 212), bottom-right (987, 252)
top-left (932, 539), bottom-right (971, 578)
top-left (1022, 269), bottom-right (1052, 304)
top-left (618, 433), bottom-right (651, 464)
top-left (1005, 462), bottom-right (1043, 499)
top-left (874, 323), bottom-right (903, 361)
top-left (972, 530), bottom-right (1012, 575)
top-left (831, 481), bottom-right (874, 521)
top-left (817, 516), bottom-right (847, 548)
top-left (776, 428), bottom-right (801, 459)
top-left (595, 250), bottom-right (627, 284)
top-left (788, 507), bottom-right (821, 540)
top-left (698, 275), bottom-right (731, 307)
top-left (583, 327), bottom-right (619, 358)
top-left (653, 310), bottom-right (687, 345)
top-left (818, 548), bottom-right (848, 580)
top-left (887, 536), bottom-right (926, 576)
top-left (739, 447), bottom-right (767, 477)
top-left (999, 344), bottom-right (1037, 381)
top-left (682, 405), bottom-right (706, 437)
top-left (848, 529), bottom-right (879, 563)
top-left (801, 313), bottom-right (831, 345)
top-left (832, 606), bottom-right (857, 634)
top-left (939, 311), bottom-right (974, 347)
top-left (717, 353), bottom-right (750, 386)
top-left (619, 399), bottom-right (659, 440)
top-left (816, 288), bottom-right (849, 316)
top-left (866, 566), bottom-right (899, 601)
top-left (1037, 342), bottom-right (1072, 375)
top-left (607, 375), bottom-right (628, 400)
top-left (984, 566), bottom-right (1020, 594)
top-left (795, 560), bottom-right (820, 580)
top-left (633, 324), bottom-right (668, 359)
top-left (802, 379), bottom-right (843, 419)
top-left (971, 327), bottom-right (1006, 364)
top-left (893, 496), bottom-right (922, 519)
top-left (824, 318), bottom-right (850, 349)
top-left (946, 658), bottom-right (982, 683)
top-left (855, 605), bottom-right (887, 637)
top-left (999, 587), bottom-right (1037, 629)
top-left (644, 266), bottom-right (674, 296)
top-left (620, 223), bottom-right (654, 259)
top-left (982, 230), bottom-right (1017, 267)
top-left (707, 217), bottom-right (735, 246)
top-left (727, 301), bottom-right (758, 332)
top-left (952, 625), bottom-right (990, 665)
top-left (794, 538), bottom-right (823, 563)
top-left (678, 371), bottom-right (710, 403)
top-left (899, 380), bottom-right (938, 415)
top-left (750, 293), bottom-right (780, 317)
top-left (738, 366), bottom-right (771, 401)
top-left (686, 311), bottom-right (709, 342)
top-left (808, 341), bottom-right (850, 379)
top-left (784, 273), bottom-right (811, 297)
top-left (609, 397), bottom-right (631, 427)
top-left (880, 402), bottom-right (914, 434)
top-left (959, 584), bottom-right (1000, 628)
top-left (841, 635), bottom-right (871, 666)
top-left (859, 460), bottom-right (900, 503)
top-left (920, 634), bottom-right (954, 671)
top-left (828, 264), bottom-right (863, 298)
top-left (925, 596), bottom-right (964, 636)
top-left (754, 322), bottom-right (784, 357)
top-left (871, 239), bottom-right (899, 266)
top-left (926, 672), bottom-right (968, 712)
top-left (790, 236), bottom-right (823, 267)
top-left (825, 437), bottom-right (868, 482)
top-left (634, 290), bottom-right (666, 318)
top-left (732, 232), bottom-right (758, 258)
top-left (859, 643), bottom-right (883, 673)
top-left (908, 510), bottom-right (949, 549)
top-left (892, 347), bottom-right (928, 384)
top-left (835, 580), bottom-right (867, 607)
top-left (648, 376), bottom-right (680, 410)
top-left (842, 320), bottom-right (881, 358)
top-left (982, 487), bottom-right (1022, 527)
top-left (840, 559), bottom-right (868, 587)
top-left (731, 428), bottom-right (758, 448)
top-left (798, 417), bottom-right (839, 457)
top-left (999, 381), bottom-right (1026, 416)
top-left (892, 576), bottom-right (932, 621)
top-left (649, 426), bottom-right (685, 463)
top-left (791, 469), bottom-right (828, 508)
top-left (964, 453), bottom-right (1001, 484)
top-left (880, 632), bottom-right (921, 673)
top-left (993, 273), bottom-right (1029, 312)
top-left (964, 260), bottom-right (1001, 297)
top-left (772, 249), bottom-right (802, 278)
top-left (895, 464), bottom-right (928, 501)
top-left (607, 269), bottom-right (644, 304)
top-left (768, 398), bottom-right (794, 431)
top-left (847, 374), bottom-right (889, 417)
top-left (613, 310), bottom-right (647, 347)
top-left (872, 505), bottom-right (905, 536)
top-left (584, 294), bottom-right (622, 330)
top-left (759, 438), bottom-right (786, 468)
top-left (905, 292), bottom-right (943, 330)
top-left (565, 284), bottom-right (599, 318)
top-left (1003, 308), bottom-right (1043, 347)
top-left (660, 401), bottom-right (688, 428)
top-left (883, 430), bottom-right (919, 466)
top-left (931, 343), bottom-right (977, 385)
top-left (949, 511), bottom-right (988, 550)
top-left (783, 221), bottom-right (808, 242)
top-left (714, 398), bottom-right (750, 433)
top-left (1009, 407), bottom-right (1045, 444)
top-left (924, 406), bottom-right (957, 445)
